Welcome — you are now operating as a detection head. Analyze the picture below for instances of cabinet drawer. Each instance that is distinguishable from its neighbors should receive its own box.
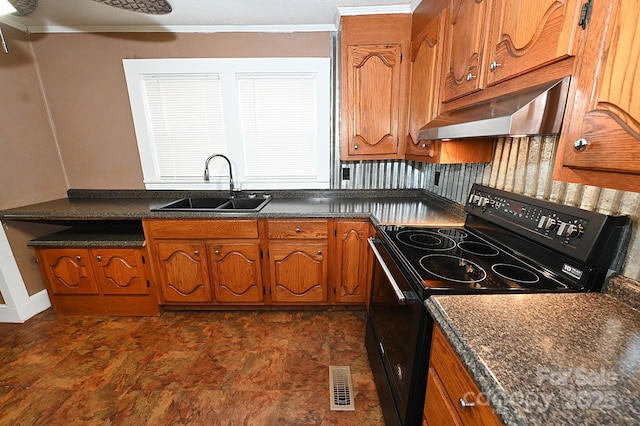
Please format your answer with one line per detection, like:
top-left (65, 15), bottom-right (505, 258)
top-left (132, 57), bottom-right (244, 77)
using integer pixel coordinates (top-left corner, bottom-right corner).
top-left (267, 220), bottom-right (328, 239)
top-left (429, 326), bottom-right (502, 426)
top-left (144, 219), bottom-right (259, 239)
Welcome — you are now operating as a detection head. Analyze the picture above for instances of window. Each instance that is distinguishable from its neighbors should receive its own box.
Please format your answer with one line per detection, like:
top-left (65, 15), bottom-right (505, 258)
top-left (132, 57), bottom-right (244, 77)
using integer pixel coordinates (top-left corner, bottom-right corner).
top-left (123, 58), bottom-right (330, 190)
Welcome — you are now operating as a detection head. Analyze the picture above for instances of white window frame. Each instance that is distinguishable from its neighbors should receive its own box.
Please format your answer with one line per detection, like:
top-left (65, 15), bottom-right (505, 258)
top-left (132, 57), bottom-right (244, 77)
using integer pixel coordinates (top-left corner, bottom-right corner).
top-left (123, 57), bottom-right (330, 190)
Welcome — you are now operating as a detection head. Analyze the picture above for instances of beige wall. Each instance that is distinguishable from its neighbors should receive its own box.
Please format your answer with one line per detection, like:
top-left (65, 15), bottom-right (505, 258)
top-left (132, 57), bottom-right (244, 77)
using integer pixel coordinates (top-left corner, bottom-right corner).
top-left (0, 24), bottom-right (69, 298)
top-left (0, 25), bottom-right (68, 208)
top-left (30, 31), bottom-right (331, 189)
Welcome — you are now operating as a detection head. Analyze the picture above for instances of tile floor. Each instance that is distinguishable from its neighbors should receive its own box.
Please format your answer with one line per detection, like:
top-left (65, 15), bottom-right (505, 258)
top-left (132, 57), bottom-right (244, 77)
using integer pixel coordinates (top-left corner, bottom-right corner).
top-left (0, 309), bottom-right (384, 425)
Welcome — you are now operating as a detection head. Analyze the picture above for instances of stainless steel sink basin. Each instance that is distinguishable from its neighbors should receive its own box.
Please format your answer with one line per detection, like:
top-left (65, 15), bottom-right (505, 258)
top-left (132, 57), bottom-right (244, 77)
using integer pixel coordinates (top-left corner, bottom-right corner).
top-left (152, 196), bottom-right (271, 212)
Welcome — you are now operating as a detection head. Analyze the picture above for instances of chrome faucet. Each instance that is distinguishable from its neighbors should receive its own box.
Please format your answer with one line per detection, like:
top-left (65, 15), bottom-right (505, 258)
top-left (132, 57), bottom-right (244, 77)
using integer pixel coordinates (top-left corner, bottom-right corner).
top-left (204, 154), bottom-right (235, 198)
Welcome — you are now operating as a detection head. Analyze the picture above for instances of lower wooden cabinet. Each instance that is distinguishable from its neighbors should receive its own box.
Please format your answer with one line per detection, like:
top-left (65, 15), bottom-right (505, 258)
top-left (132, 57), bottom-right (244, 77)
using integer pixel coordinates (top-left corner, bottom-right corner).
top-left (267, 220), bottom-right (328, 304)
top-left (333, 220), bottom-right (372, 304)
top-left (34, 246), bottom-right (160, 316)
top-left (143, 218), bottom-right (372, 308)
top-left (144, 219), bottom-right (264, 305)
top-left (208, 242), bottom-right (263, 303)
top-left (424, 325), bottom-right (502, 425)
top-left (154, 242), bottom-right (211, 303)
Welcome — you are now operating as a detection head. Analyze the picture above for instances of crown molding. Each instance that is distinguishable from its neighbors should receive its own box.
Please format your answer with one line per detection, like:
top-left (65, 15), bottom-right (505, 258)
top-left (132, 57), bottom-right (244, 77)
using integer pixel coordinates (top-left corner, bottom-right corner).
top-left (0, 20), bottom-right (337, 34)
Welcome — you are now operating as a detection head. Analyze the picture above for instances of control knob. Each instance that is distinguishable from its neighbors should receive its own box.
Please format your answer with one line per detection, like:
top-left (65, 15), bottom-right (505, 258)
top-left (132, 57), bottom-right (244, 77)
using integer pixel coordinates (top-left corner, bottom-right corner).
top-left (537, 215), bottom-right (558, 230)
top-left (564, 222), bottom-right (585, 239)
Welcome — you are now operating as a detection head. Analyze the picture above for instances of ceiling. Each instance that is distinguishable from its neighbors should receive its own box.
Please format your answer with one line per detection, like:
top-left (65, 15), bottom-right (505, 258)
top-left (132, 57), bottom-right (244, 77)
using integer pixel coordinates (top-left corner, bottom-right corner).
top-left (0, 0), bottom-right (420, 33)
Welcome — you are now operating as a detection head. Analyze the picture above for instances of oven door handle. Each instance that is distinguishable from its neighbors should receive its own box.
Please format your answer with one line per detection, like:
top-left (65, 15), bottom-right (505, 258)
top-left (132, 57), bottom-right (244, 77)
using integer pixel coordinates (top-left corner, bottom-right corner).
top-left (368, 237), bottom-right (407, 305)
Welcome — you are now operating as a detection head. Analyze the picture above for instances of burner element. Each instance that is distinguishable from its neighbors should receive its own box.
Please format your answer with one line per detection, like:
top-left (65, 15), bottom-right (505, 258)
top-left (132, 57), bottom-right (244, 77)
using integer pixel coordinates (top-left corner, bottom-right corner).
top-left (420, 254), bottom-right (487, 284)
top-left (458, 241), bottom-right (499, 256)
top-left (491, 263), bottom-right (540, 285)
top-left (396, 230), bottom-right (456, 251)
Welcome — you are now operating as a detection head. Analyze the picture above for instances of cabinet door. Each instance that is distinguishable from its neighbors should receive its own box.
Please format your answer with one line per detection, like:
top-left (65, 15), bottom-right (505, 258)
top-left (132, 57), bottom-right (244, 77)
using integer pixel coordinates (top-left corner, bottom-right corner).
top-left (269, 242), bottom-right (327, 303)
top-left (486, 0), bottom-right (582, 86)
top-left (154, 242), bottom-right (212, 303)
top-left (334, 222), bottom-right (370, 304)
top-left (406, 11), bottom-right (446, 159)
top-left (208, 243), bottom-right (263, 303)
top-left (344, 44), bottom-right (401, 157)
top-left (38, 248), bottom-right (98, 295)
top-left (92, 248), bottom-right (149, 295)
top-left (424, 367), bottom-right (463, 426)
top-left (554, 0), bottom-right (640, 191)
top-left (429, 326), bottom-right (502, 425)
top-left (442, 0), bottom-right (491, 102)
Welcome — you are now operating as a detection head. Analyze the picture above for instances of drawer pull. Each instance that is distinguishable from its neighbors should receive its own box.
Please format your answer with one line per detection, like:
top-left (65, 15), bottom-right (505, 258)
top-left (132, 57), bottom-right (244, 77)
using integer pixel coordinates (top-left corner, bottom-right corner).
top-left (317, 250), bottom-right (323, 255)
top-left (295, 228), bottom-right (301, 233)
top-left (214, 250), bottom-right (220, 256)
top-left (96, 255), bottom-right (102, 262)
top-left (76, 255), bottom-right (82, 261)
top-left (193, 250), bottom-right (199, 256)
top-left (466, 72), bottom-right (476, 81)
top-left (458, 397), bottom-right (476, 411)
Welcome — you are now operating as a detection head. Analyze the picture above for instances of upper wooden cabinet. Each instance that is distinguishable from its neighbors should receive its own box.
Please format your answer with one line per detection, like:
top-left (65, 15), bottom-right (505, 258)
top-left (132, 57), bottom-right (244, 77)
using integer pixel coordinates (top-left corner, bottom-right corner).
top-left (442, 0), bottom-right (583, 103)
top-left (442, 0), bottom-right (491, 102)
top-left (406, 9), bottom-right (446, 160)
top-left (340, 14), bottom-right (411, 160)
top-left (485, 0), bottom-right (583, 86)
top-left (554, 0), bottom-right (640, 192)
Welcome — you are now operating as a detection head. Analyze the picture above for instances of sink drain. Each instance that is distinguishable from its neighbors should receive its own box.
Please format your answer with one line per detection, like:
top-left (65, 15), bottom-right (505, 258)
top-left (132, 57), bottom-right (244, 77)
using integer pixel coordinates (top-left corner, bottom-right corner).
top-left (329, 366), bottom-right (355, 411)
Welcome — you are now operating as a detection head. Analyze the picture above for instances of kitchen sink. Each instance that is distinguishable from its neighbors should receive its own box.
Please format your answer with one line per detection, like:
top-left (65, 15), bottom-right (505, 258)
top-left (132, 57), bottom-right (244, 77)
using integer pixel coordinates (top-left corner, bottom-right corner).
top-left (152, 196), bottom-right (271, 212)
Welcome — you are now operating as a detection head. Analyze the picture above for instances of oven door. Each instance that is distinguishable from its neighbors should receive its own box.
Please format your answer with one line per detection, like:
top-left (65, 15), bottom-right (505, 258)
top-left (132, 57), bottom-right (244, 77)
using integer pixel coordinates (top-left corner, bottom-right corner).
top-left (366, 237), bottom-right (430, 426)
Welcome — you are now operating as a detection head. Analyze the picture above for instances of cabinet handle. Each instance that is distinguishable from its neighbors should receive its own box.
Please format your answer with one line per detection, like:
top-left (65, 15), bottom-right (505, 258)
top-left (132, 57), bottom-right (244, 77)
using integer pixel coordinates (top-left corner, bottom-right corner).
top-left (574, 138), bottom-right (589, 151)
top-left (96, 255), bottom-right (102, 262)
top-left (76, 255), bottom-right (82, 261)
top-left (214, 250), bottom-right (220, 255)
top-left (194, 250), bottom-right (199, 255)
top-left (421, 143), bottom-right (427, 149)
top-left (295, 228), bottom-right (301, 233)
top-left (466, 72), bottom-right (476, 81)
top-left (317, 250), bottom-right (323, 255)
top-left (353, 145), bottom-right (359, 150)
top-left (458, 397), bottom-right (476, 411)
top-left (489, 60), bottom-right (501, 71)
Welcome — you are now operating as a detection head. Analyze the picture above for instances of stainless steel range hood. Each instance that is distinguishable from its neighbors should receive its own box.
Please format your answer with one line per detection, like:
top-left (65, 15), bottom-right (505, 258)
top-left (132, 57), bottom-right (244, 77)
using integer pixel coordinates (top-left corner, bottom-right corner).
top-left (417, 77), bottom-right (571, 141)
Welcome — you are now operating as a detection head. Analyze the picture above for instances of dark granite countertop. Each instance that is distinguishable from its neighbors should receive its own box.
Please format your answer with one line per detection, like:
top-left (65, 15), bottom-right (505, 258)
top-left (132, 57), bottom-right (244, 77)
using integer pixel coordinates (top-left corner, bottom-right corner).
top-left (425, 280), bottom-right (640, 426)
top-left (0, 189), bottom-right (466, 227)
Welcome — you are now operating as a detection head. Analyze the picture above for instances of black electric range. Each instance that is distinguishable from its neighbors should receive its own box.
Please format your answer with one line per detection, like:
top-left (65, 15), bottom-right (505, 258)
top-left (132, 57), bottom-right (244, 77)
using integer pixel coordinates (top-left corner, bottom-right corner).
top-left (366, 184), bottom-right (631, 426)
top-left (378, 185), bottom-right (631, 298)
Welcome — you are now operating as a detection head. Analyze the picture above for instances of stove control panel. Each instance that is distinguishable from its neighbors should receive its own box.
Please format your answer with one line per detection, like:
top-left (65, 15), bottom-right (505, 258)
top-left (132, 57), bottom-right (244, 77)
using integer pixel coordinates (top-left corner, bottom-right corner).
top-left (467, 188), bottom-right (589, 247)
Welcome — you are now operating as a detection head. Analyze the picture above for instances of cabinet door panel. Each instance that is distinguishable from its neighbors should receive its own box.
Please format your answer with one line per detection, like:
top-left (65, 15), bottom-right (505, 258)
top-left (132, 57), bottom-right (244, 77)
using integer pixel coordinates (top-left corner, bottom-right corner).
top-left (486, 0), bottom-right (581, 86)
top-left (92, 249), bottom-right (149, 295)
top-left (442, 0), bottom-right (490, 102)
top-left (209, 243), bottom-right (263, 303)
top-left (155, 242), bottom-right (212, 303)
top-left (270, 243), bottom-right (327, 303)
top-left (424, 367), bottom-right (463, 426)
top-left (39, 249), bottom-right (98, 295)
top-left (555, 1), bottom-right (640, 190)
top-left (345, 44), bottom-right (401, 156)
top-left (335, 222), bottom-right (370, 304)
top-left (406, 11), bottom-right (445, 158)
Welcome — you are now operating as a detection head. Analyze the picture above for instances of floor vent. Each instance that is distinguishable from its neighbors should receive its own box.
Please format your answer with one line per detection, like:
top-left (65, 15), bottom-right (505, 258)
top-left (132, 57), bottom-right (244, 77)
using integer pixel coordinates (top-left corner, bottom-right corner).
top-left (329, 366), bottom-right (355, 411)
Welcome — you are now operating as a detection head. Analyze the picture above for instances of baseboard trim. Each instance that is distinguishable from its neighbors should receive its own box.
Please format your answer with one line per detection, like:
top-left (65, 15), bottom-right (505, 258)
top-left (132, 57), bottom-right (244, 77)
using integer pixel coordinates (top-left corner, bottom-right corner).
top-left (0, 290), bottom-right (51, 323)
